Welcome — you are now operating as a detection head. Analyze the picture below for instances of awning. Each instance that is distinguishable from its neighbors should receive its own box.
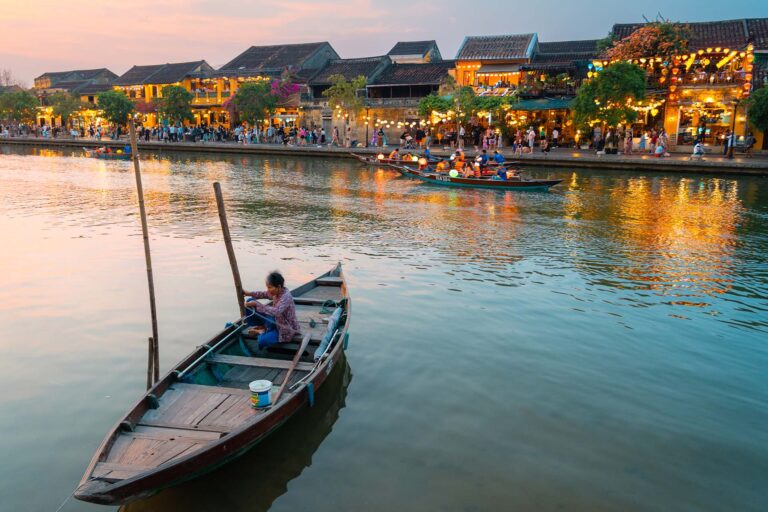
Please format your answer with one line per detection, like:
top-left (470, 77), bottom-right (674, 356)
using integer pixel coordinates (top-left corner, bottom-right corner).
top-left (477, 64), bottom-right (520, 74)
top-left (511, 98), bottom-right (575, 111)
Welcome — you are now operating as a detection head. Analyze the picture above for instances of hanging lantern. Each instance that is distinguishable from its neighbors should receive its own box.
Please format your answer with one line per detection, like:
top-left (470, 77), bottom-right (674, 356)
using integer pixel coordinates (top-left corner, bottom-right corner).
top-left (672, 67), bottom-right (679, 75)
top-left (670, 85), bottom-right (677, 92)
top-left (650, 108), bottom-right (659, 117)
top-left (659, 76), bottom-right (666, 84)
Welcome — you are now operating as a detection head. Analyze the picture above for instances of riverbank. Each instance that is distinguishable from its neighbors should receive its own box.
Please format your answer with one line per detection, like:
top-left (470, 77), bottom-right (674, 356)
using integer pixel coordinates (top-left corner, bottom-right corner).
top-left (3, 136), bottom-right (768, 176)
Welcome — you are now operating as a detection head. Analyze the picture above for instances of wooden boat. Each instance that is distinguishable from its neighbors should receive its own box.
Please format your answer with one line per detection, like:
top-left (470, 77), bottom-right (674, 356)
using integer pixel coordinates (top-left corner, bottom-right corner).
top-left (84, 148), bottom-right (132, 160)
top-left (74, 263), bottom-right (351, 505)
top-left (349, 152), bottom-right (440, 166)
top-left (391, 164), bottom-right (563, 191)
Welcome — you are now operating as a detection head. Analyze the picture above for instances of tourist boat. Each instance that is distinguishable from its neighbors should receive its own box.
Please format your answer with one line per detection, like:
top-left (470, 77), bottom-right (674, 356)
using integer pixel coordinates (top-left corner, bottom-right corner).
top-left (84, 148), bottom-right (132, 160)
top-left (391, 164), bottom-right (563, 191)
top-left (74, 263), bottom-right (351, 505)
top-left (349, 152), bottom-right (440, 166)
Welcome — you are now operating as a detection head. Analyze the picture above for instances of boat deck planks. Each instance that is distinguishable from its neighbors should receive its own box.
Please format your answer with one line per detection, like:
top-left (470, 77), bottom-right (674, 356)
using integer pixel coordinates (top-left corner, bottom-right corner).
top-left (75, 263), bottom-right (350, 505)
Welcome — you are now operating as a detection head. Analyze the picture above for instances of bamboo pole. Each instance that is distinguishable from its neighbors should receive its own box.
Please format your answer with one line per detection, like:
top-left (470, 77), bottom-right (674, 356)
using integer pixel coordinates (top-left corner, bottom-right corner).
top-left (146, 337), bottom-right (154, 390)
top-left (129, 119), bottom-right (160, 386)
top-left (213, 182), bottom-right (245, 317)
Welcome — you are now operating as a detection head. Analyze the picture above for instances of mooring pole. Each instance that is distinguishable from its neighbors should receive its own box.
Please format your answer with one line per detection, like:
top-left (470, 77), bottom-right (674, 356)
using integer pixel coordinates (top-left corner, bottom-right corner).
top-left (213, 182), bottom-right (246, 317)
top-left (129, 119), bottom-right (160, 388)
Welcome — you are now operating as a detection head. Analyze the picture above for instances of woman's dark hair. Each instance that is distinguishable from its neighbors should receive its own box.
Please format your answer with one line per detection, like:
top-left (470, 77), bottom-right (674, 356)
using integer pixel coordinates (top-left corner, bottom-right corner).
top-left (266, 271), bottom-right (285, 288)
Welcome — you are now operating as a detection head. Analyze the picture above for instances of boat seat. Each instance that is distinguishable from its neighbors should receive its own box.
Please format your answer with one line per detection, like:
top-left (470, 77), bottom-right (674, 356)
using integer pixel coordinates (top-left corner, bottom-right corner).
top-left (208, 354), bottom-right (314, 371)
top-left (315, 276), bottom-right (343, 286)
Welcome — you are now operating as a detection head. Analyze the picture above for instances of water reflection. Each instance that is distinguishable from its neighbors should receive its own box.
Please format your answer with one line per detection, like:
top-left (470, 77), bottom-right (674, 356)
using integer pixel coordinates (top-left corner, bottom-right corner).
top-left (121, 357), bottom-right (351, 512)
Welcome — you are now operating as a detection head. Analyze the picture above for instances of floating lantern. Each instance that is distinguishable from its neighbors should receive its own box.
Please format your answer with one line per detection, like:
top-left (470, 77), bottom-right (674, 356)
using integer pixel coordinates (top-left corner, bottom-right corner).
top-left (418, 158), bottom-right (427, 166)
top-left (377, 153), bottom-right (385, 160)
top-left (411, 155), bottom-right (419, 162)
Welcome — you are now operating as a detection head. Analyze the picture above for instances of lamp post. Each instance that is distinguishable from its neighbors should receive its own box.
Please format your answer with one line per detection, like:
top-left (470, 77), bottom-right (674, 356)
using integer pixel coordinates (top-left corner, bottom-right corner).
top-left (728, 98), bottom-right (739, 159)
top-left (365, 106), bottom-right (370, 147)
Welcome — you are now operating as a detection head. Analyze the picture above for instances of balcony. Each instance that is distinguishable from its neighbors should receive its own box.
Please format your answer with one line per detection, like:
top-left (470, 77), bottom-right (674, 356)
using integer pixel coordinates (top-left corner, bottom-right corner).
top-left (191, 91), bottom-right (222, 105)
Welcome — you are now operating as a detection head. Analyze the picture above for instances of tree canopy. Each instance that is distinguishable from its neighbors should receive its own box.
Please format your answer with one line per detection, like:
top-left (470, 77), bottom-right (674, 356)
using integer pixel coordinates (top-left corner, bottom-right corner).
top-left (604, 21), bottom-right (690, 60)
top-left (49, 92), bottom-right (86, 126)
top-left (233, 81), bottom-right (277, 125)
top-left (573, 62), bottom-right (647, 128)
top-left (322, 75), bottom-right (366, 120)
top-left (157, 85), bottom-right (193, 124)
top-left (0, 90), bottom-right (38, 123)
top-left (97, 90), bottom-right (135, 125)
top-left (747, 87), bottom-right (768, 134)
top-left (418, 93), bottom-right (452, 117)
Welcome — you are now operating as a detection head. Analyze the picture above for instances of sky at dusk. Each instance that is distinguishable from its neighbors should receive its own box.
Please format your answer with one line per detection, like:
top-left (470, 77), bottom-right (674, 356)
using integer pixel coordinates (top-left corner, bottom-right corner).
top-left (2, 0), bottom-right (768, 85)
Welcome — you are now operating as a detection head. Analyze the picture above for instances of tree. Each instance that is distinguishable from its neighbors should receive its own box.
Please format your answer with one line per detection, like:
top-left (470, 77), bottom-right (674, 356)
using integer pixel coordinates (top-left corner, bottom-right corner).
top-left (233, 81), bottom-right (277, 126)
top-left (604, 21), bottom-right (690, 60)
top-left (322, 74), bottom-right (366, 121)
top-left (573, 62), bottom-right (647, 128)
top-left (418, 93), bottom-right (452, 117)
top-left (157, 85), bottom-right (193, 124)
top-left (97, 90), bottom-right (135, 125)
top-left (271, 69), bottom-right (301, 105)
top-left (0, 90), bottom-right (38, 123)
top-left (746, 87), bottom-right (768, 134)
top-left (49, 92), bottom-right (86, 127)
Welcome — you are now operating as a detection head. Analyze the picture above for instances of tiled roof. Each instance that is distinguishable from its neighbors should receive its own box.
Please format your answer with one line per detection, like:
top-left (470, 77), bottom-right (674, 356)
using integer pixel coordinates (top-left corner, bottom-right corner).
top-left (370, 61), bottom-right (455, 86)
top-left (456, 34), bottom-right (537, 61)
top-left (538, 40), bottom-right (599, 54)
top-left (35, 68), bottom-right (116, 83)
top-left (612, 18), bottom-right (768, 52)
top-left (309, 56), bottom-right (390, 85)
top-left (388, 41), bottom-right (437, 56)
top-left (114, 61), bottom-right (212, 86)
top-left (77, 83), bottom-right (115, 95)
top-left (220, 42), bottom-right (330, 72)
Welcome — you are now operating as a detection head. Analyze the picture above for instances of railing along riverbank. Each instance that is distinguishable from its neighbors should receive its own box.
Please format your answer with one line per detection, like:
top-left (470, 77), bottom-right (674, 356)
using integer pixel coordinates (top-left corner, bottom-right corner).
top-left (2, 136), bottom-right (768, 176)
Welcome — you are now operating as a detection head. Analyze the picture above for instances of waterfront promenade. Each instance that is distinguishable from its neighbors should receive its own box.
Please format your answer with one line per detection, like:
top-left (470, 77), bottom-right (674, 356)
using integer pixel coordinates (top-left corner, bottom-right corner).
top-left (3, 135), bottom-right (768, 176)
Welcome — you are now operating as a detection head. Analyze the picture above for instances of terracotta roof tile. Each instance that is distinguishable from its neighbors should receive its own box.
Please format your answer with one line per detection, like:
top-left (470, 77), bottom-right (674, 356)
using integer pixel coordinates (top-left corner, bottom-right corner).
top-left (612, 18), bottom-right (768, 52)
top-left (456, 34), bottom-right (536, 61)
top-left (309, 56), bottom-right (390, 85)
top-left (113, 61), bottom-right (212, 86)
top-left (370, 61), bottom-right (455, 86)
top-left (388, 41), bottom-right (437, 56)
top-left (220, 42), bottom-right (332, 72)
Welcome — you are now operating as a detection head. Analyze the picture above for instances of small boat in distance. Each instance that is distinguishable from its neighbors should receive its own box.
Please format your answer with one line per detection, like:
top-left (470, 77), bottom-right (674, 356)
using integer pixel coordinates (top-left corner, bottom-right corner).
top-left (349, 152), bottom-right (439, 166)
top-left (74, 264), bottom-right (351, 505)
top-left (391, 164), bottom-right (563, 191)
top-left (83, 147), bottom-right (132, 160)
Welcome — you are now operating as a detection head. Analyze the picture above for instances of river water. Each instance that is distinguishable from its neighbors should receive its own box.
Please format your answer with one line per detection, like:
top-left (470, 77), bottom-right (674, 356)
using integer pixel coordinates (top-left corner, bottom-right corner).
top-left (0, 146), bottom-right (766, 511)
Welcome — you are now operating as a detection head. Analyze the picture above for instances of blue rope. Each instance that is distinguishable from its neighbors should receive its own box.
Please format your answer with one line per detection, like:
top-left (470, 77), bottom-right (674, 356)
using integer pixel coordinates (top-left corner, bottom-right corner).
top-left (306, 383), bottom-right (315, 407)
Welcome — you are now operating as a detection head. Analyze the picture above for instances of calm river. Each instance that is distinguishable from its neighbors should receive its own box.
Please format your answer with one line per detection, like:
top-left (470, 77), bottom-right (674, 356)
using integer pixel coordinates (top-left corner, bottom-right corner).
top-left (0, 146), bottom-right (766, 511)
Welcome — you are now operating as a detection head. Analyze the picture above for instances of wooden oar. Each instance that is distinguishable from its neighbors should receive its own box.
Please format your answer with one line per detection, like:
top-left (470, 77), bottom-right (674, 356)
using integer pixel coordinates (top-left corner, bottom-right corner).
top-left (213, 182), bottom-right (245, 318)
top-left (273, 333), bottom-right (312, 404)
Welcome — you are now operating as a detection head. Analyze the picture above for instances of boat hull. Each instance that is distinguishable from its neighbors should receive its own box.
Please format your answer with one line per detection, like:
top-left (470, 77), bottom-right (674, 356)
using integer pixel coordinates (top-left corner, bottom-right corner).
top-left (74, 264), bottom-right (350, 505)
top-left (393, 165), bottom-right (562, 191)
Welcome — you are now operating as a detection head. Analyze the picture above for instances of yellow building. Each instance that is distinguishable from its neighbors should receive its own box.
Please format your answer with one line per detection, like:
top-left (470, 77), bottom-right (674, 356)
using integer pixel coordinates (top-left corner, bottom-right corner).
top-left (455, 34), bottom-right (537, 90)
top-left (112, 61), bottom-right (215, 127)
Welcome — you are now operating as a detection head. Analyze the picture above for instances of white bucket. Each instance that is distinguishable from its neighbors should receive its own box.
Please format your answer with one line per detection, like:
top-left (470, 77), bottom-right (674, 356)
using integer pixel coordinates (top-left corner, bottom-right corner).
top-left (249, 380), bottom-right (272, 408)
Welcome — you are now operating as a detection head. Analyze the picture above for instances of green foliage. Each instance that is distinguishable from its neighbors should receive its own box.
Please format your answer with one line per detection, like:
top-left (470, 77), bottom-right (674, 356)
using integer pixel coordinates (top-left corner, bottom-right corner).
top-left (418, 93), bottom-right (451, 116)
top-left (596, 33), bottom-right (616, 53)
top-left (573, 62), bottom-right (646, 128)
top-left (0, 90), bottom-right (38, 123)
top-left (49, 92), bottom-right (85, 125)
top-left (97, 90), bottom-right (135, 125)
top-left (322, 75), bottom-right (366, 119)
top-left (746, 87), bottom-right (768, 133)
top-left (233, 81), bottom-right (277, 125)
top-left (157, 85), bottom-right (194, 124)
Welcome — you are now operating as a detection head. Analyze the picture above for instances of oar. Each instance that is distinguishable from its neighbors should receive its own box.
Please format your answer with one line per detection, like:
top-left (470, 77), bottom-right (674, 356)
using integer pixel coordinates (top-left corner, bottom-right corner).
top-left (273, 332), bottom-right (312, 404)
top-left (213, 182), bottom-right (245, 317)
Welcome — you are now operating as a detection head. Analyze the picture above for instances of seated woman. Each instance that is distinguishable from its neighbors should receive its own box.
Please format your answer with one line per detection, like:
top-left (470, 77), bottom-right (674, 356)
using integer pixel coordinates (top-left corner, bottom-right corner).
top-left (243, 271), bottom-right (301, 350)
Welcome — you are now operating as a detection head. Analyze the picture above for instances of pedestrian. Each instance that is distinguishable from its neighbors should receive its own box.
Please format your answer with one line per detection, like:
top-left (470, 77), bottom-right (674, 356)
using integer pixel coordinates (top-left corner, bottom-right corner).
top-left (552, 127), bottom-right (559, 148)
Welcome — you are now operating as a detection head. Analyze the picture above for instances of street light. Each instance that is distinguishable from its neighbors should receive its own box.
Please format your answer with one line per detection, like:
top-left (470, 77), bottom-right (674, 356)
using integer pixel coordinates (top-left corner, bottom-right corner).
top-left (365, 106), bottom-right (370, 147)
top-left (728, 98), bottom-right (740, 159)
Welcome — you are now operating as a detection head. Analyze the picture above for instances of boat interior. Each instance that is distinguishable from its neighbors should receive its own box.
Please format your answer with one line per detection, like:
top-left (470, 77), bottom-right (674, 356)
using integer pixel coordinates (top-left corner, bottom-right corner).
top-left (88, 273), bottom-right (348, 484)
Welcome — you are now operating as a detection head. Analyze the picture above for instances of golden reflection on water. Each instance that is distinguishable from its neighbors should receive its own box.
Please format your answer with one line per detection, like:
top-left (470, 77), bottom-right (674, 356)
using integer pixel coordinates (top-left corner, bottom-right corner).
top-left (566, 174), bottom-right (744, 301)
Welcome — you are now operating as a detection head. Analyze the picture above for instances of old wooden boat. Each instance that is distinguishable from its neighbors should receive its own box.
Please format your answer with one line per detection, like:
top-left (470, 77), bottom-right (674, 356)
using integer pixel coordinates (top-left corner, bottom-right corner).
top-left (74, 263), bottom-right (351, 505)
top-left (349, 152), bottom-right (439, 166)
top-left (84, 148), bottom-right (132, 160)
top-left (392, 164), bottom-right (562, 191)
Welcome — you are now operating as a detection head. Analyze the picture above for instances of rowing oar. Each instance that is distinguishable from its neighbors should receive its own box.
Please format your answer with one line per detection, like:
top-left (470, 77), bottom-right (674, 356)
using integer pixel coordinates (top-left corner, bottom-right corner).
top-left (273, 332), bottom-right (312, 404)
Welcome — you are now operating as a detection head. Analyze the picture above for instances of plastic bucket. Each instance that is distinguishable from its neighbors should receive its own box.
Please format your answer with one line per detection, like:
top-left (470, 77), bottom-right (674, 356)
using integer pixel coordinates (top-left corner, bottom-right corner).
top-left (249, 380), bottom-right (272, 408)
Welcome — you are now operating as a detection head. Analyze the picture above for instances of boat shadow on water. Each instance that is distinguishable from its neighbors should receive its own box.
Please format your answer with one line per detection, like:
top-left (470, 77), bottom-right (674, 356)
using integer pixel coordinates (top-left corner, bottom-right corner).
top-left (120, 356), bottom-right (352, 512)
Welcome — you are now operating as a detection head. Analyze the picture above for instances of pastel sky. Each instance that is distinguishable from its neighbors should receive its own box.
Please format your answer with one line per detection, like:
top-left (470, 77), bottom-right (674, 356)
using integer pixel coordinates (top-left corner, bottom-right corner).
top-left (2, 0), bottom-right (767, 85)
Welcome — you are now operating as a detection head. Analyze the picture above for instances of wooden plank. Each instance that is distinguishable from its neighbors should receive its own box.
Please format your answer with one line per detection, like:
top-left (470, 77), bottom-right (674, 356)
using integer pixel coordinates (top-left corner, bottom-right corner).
top-left (300, 286), bottom-right (341, 301)
top-left (170, 382), bottom-right (250, 396)
top-left (138, 419), bottom-right (234, 433)
top-left (208, 354), bottom-right (314, 371)
top-left (93, 462), bottom-right (153, 481)
top-left (316, 276), bottom-right (343, 286)
top-left (128, 426), bottom-right (220, 442)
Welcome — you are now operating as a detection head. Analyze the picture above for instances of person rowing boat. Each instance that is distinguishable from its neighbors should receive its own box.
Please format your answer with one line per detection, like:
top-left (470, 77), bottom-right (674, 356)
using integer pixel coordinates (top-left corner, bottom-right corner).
top-left (243, 270), bottom-right (301, 350)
